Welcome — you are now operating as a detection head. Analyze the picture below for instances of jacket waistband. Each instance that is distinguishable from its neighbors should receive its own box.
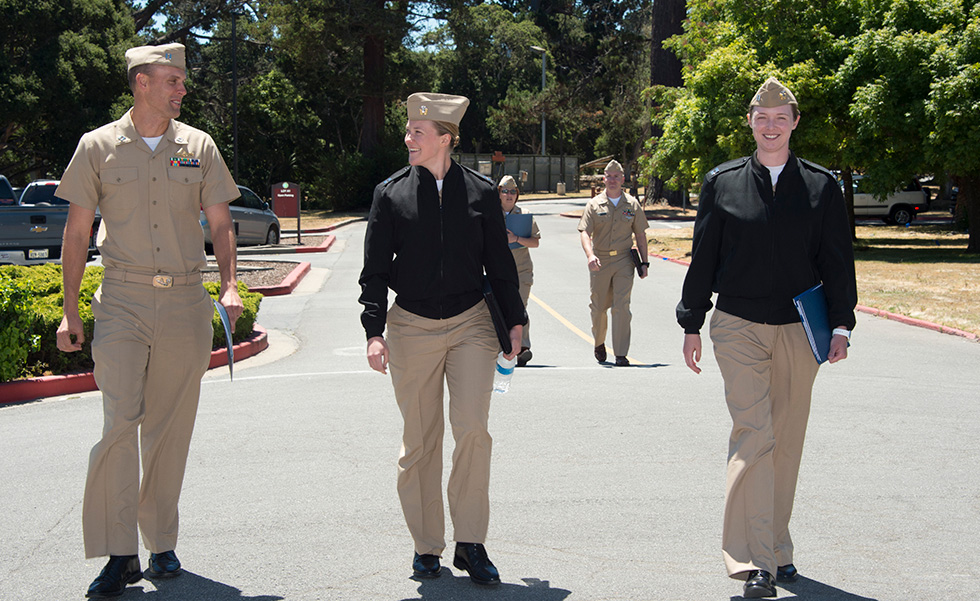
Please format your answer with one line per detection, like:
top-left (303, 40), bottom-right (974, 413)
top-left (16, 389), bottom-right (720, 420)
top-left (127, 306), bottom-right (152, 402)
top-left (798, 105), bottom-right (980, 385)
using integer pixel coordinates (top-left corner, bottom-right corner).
top-left (103, 268), bottom-right (202, 288)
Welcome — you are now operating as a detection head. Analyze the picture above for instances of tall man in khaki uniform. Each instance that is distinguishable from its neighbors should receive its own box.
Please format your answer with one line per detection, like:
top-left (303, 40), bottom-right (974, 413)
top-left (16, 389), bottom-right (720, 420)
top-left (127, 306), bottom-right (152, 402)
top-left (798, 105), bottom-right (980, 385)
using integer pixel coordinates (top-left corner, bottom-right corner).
top-left (56, 43), bottom-right (243, 599)
top-left (578, 160), bottom-right (649, 366)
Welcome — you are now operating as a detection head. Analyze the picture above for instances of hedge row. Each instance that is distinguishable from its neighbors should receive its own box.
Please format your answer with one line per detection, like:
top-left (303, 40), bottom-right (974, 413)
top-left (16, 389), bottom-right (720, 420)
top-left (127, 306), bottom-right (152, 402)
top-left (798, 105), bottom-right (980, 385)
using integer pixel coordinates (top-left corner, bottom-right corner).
top-left (0, 264), bottom-right (262, 382)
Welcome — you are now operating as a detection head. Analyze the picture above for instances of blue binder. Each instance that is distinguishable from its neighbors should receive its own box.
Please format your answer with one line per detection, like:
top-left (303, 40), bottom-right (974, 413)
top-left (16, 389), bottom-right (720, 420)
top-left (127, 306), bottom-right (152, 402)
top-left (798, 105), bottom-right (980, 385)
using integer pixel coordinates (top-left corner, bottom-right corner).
top-left (792, 284), bottom-right (832, 364)
top-left (505, 213), bottom-right (533, 249)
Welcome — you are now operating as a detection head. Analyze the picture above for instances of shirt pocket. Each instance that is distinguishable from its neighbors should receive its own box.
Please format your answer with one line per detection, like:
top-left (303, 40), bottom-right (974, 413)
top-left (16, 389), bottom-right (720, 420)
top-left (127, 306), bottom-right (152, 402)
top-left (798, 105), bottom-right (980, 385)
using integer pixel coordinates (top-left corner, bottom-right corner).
top-left (167, 167), bottom-right (204, 214)
top-left (98, 167), bottom-right (140, 215)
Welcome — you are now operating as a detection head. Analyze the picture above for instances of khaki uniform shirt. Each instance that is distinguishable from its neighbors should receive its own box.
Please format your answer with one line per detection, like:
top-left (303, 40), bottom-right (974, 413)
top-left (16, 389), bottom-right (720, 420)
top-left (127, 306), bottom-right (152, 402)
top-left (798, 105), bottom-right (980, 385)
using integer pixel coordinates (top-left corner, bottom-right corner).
top-left (577, 191), bottom-right (648, 254)
top-left (57, 108), bottom-right (238, 276)
top-left (506, 205), bottom-right (540, 276)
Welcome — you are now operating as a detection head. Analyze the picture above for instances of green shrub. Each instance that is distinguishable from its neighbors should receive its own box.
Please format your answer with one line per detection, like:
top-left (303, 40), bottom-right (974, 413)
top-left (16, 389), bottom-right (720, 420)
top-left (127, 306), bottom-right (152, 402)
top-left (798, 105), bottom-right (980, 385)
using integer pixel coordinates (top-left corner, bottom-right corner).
top-left (0, 265), bottom-right (262, 382)
top-left (0, 273), bottom-right (40, 381)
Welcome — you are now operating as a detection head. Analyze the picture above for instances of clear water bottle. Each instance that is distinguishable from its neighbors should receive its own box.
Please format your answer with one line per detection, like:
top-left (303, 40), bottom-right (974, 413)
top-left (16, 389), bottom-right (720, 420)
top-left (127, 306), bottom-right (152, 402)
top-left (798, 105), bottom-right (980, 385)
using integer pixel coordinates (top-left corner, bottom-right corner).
top-left (492, 352), bottom-right (517, 394)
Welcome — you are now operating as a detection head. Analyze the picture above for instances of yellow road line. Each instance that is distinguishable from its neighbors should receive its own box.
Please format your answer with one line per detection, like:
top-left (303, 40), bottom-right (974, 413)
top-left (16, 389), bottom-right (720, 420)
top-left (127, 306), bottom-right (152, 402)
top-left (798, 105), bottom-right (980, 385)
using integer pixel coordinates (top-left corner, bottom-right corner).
top-left (528, 292), bottom-right (639, 365)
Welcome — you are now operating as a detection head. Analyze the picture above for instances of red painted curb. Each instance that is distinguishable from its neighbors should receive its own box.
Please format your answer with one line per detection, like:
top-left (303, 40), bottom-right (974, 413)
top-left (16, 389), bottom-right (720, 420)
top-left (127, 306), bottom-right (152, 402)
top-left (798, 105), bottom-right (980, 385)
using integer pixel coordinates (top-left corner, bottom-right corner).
top-left (0, 325), bottom-right (269, 405)
top-left (295, 234), bottom-right (335, 254)
top-left (249, 262), bottom-right (311, 297)
top-left (284, 217), bottom-right (365, 234)
top-left (651, 253), bottom-right (979, 342)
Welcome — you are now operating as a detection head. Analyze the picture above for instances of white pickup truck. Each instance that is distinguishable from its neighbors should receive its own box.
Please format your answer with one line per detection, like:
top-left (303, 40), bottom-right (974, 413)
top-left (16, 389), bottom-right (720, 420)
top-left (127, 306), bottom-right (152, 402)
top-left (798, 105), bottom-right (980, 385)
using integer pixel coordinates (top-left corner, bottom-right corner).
top-left (0, 177), bottom-right (98, 265)
top-left (848, 175), bottom-right (930, 225)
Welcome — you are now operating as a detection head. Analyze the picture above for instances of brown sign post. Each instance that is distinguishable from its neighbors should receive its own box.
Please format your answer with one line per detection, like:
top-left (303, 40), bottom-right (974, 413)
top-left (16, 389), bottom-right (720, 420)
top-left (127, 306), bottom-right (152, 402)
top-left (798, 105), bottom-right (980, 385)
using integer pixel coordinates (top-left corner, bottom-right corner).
top-left (272, 182), bottom-right (302, 245)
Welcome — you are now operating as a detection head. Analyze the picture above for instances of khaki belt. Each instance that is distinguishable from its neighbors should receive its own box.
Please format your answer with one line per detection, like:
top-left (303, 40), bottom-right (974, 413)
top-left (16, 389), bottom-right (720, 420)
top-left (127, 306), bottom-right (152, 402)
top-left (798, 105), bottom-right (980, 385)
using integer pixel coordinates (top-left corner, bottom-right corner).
top-left (103, 269), bottom-right (202, 288)
top-left (594, 249), bottom-right (626, 257)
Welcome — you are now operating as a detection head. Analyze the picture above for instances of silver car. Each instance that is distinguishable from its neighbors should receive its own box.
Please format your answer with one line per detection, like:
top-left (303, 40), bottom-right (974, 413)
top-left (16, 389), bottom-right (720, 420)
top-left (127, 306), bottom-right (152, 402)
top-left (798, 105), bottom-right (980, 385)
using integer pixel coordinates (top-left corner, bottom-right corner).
top-left (201, 185), bottom-right (281, 248)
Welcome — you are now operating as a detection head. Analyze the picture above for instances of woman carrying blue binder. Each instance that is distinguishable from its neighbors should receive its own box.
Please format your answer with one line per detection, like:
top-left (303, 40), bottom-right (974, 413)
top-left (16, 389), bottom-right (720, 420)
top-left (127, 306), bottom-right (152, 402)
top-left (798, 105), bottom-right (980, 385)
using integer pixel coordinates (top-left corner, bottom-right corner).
top-left (676, 77), bottom-right (858, 598)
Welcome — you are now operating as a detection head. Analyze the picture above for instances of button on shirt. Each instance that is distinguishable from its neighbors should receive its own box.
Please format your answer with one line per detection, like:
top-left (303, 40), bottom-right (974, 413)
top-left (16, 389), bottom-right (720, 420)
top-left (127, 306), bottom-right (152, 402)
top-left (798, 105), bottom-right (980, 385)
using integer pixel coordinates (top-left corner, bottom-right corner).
top-left (577, 191), bottom-right (648, 253)
top-left (57, 108), bottom-right (239, 275)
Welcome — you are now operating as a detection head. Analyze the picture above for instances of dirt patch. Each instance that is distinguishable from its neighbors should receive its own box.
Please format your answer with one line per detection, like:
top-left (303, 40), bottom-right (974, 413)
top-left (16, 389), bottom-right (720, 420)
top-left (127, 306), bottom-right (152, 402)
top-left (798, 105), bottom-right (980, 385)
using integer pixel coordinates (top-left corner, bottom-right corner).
top-left (203, 260), bottom-right (303, 289)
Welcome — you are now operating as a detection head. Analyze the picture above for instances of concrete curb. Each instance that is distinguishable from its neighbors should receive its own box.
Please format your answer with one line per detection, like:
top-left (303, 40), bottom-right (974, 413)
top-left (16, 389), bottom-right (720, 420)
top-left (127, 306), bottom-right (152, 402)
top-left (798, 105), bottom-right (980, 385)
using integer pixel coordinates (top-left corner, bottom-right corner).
top-left (248, 261), bottom-right (312, 297)
top-left (559, 211), bottom-right (696, 221)
top-left (236, 234), bottom-right (335, 256)
top-left (650, 252), bottom-right (979, 343)
top-left (281, 216), bottom-right (366, 235)
top-left (0, 326), bottom-right (269, 405)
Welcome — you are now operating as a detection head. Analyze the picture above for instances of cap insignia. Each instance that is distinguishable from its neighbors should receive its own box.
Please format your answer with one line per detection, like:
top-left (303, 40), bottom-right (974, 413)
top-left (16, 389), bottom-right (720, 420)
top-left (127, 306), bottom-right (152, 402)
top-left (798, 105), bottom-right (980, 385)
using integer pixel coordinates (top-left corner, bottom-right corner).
top-left (419, 105), bottom-right (428, 116)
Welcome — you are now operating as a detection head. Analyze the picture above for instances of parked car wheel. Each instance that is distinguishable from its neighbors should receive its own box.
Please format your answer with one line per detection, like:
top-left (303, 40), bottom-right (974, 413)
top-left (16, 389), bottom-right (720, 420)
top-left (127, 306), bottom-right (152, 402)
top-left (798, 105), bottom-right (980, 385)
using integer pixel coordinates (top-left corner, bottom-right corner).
top-left (265, 225), bottom-right (280, 245)
top-left (889, 206), bottom-right (914, 226)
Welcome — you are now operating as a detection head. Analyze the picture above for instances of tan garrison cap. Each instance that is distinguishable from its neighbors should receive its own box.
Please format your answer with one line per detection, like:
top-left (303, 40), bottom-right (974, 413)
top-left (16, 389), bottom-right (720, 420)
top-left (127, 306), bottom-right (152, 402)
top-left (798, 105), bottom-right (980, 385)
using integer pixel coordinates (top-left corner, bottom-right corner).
top-left (406, 92), bottom-right (469, 126)
top-left (125, 43), bottom-right (186, 72)
top-left (498, 175), bottom-right (518, 189)
top-left (750, 77), bottom-right (798, 108)
top-left (604, 160), bottom-right (624, 174)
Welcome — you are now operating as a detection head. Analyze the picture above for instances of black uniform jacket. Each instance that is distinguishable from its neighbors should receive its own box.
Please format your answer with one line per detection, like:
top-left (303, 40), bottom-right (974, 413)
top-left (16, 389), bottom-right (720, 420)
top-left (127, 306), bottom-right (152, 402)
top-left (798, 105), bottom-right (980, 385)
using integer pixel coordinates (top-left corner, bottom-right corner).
top-left (359, 161), bottom-right (526, 340)
top-left (677, 151), bottom-right (857, 334)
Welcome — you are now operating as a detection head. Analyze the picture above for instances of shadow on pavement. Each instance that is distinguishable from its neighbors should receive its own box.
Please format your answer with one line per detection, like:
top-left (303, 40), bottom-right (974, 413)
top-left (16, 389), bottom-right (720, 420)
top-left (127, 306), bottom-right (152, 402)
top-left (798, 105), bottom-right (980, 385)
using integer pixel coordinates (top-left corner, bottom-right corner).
top-left (132, 571), bottom-right (284, 601)
top-left (401, 571), bottom-right (572, 600)
top-left (728, 576), bottom-right (879, 601)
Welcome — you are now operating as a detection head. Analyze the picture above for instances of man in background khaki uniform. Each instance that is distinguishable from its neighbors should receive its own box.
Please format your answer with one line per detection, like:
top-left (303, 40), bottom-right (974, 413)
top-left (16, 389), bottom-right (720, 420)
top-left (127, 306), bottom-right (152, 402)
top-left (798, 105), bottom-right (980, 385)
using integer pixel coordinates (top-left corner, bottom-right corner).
top-left (578, 160), bottom-right (649, 366)
top-left (56, 42), bottom-right (243, 598)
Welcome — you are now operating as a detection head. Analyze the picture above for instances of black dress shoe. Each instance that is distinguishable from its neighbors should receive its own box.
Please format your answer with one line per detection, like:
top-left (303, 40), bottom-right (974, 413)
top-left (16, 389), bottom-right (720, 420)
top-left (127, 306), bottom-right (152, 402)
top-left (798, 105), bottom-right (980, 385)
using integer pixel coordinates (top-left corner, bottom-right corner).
top-left (777, 563), bottom-right (799, 582)
top-left (453, 542), bottom-right (500, 585)
top-left (146, 550), bottom-right (182, 578)
top-left (743, 569), bottom-right (776, 598)
top-left (86, 555), bottom-right (141, 598)
top-left (412, 552), bottom-right (441, 578)
top-left (614, 356), bottom-right (630, 366)
top-left (516, 347), bottom-right (532, 367)
top-left (594, 345), bottom-right (607, 363)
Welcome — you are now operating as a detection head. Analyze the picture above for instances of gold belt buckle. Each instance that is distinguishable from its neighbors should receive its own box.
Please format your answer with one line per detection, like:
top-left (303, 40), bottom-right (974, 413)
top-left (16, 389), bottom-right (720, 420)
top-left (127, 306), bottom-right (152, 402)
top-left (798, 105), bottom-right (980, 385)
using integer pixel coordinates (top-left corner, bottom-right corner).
top-left (608, 250), bottom-right (618, 256)
top-left (152, 275), bottom-right (174, 288)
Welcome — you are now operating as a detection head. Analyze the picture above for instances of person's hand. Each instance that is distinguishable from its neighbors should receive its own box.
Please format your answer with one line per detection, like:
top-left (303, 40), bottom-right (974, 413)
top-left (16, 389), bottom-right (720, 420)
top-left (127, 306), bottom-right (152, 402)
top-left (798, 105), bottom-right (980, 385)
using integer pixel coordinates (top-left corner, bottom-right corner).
top-left (218, 286), bottom-right (245, 333)
top-left (683, 333), bottom-right (702, 374)
top-left (505, 325), bottom-right (523, 360)
top-left (639, 264), bottom-right (649, 279)
top-left (57, 313), bottom-right (85, 352)
top-left (367, 336), bottom-right (390, 374)
top-left (507, 229), bottom-right (519, 244)
top-left (587, 255), bottom-right (601, 271)
top-left (827, 334), bottom-right (849, 363)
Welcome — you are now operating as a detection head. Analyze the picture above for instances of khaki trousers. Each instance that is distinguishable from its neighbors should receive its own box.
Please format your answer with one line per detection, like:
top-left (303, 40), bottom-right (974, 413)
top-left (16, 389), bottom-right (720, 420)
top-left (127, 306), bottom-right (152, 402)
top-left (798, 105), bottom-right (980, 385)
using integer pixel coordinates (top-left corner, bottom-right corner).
top-left (518, 272), bottom-right (532, 348)
top-left (386, 301), bottom-right (498, 556)
top-left (84, 279), bottom-right (213, 558)
top-left (589, 254), bottom-right (635, 355)
top-left (709, 309), bottom-right (820, 579)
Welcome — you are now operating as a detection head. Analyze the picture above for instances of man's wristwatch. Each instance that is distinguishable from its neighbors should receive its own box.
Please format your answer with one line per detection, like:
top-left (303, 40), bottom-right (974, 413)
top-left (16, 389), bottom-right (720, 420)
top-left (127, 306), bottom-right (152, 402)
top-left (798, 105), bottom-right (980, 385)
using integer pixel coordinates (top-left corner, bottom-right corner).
top-left (832, 327), bottom-right (851, 340)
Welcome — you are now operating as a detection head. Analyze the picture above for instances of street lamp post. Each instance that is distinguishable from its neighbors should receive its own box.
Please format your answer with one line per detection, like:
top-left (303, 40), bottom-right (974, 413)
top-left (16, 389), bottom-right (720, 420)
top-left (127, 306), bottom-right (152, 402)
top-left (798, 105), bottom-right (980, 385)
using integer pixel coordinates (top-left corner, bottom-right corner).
top-left (231, 7), bottom-right (245, 180)
top-left (530, 45), bottom-right (546, 156)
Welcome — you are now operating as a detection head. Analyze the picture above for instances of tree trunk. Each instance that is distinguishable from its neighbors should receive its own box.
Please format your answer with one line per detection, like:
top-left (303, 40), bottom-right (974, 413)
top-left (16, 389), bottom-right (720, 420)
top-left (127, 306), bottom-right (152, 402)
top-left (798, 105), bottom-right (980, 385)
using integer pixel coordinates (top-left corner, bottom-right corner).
top-left (649, 0), bottom-right (685, 205)
top-left (957, 175), bottom-right (979, 253)
top-left (359, 0), bottom-right (385, 158)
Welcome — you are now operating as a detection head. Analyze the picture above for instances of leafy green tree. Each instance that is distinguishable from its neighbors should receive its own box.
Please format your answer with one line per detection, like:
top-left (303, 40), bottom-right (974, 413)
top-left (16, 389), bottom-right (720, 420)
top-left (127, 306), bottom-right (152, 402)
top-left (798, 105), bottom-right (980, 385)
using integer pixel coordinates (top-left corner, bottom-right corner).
top-left (0, 0), bottom-right (137, 183)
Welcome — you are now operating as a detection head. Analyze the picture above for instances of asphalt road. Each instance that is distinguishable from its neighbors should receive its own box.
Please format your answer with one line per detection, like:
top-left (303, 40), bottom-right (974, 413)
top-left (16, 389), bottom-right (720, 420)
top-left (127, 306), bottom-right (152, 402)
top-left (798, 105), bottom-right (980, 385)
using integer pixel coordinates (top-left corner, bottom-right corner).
top-left (2, 198), bottom-right (978, 600)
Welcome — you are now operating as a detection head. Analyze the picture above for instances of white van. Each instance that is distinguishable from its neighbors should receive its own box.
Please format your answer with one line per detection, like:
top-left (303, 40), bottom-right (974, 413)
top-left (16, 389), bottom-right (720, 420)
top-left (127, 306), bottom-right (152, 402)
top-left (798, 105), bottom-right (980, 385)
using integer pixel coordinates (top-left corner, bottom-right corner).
top-left (849, 176), bottom-right (929, 225)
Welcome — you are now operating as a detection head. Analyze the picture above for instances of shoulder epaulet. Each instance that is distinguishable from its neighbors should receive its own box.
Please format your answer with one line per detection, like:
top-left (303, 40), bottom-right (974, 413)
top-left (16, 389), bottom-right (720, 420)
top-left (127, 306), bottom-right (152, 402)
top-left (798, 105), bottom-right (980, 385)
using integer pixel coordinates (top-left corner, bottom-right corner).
top-left (459, 163), bottom-right (494, 185)
top-left (378, 166), bottom-right (411, 190)
top-left (706, 156), bottom-right (750, 180)
top-left (797, 158), bottom-right (834, 178)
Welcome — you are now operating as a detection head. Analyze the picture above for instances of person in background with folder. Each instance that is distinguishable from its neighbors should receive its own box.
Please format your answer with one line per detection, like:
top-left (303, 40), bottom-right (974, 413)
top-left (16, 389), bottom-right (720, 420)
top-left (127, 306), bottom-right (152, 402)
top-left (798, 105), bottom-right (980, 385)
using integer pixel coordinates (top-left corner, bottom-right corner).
top-left (54, 43), bottom-right (242, 598)
top-left (498, 174), bottom-right (540, 367)
top-left (676, 77), bottom-right (857, 598)
top-left (578, 159), bottom-right (649, 366)
top-left (358, 92), bottom-right (525, 585)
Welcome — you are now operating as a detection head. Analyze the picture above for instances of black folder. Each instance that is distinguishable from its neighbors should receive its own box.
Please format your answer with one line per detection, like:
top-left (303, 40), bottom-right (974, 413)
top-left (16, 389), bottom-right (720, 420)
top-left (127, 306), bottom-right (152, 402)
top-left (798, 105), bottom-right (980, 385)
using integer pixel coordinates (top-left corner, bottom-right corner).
top-left (482, 275), bottom-right (512, 353)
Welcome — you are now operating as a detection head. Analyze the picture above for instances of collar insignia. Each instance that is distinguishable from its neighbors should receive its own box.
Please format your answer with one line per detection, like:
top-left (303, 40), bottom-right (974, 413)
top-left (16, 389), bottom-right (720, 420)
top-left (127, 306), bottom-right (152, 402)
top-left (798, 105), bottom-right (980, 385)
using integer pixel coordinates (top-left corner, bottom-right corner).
top-left (174, 136), bottom-right (186, 144)
top-left (117, 135), bottom-right (129, 143)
